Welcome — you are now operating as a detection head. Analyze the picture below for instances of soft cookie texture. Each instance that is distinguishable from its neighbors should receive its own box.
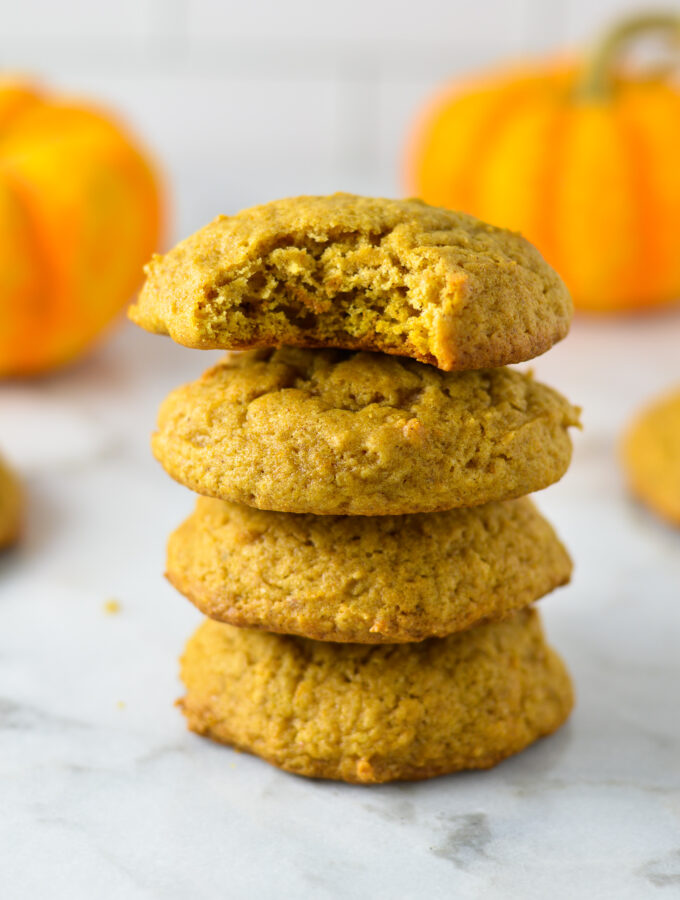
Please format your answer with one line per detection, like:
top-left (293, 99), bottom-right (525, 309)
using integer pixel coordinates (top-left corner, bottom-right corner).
top-left (622, 387), bottom-right (680, 526)
top-left (179, 608), bottom-right (573, 783)
top-left (0, 455), bottom-right (21, 548)
top-left (167, 496), bottom-right (572, 642)
top-left (130, 193), bottom-right (572, 371)
top-left (152, 347), bottom-right (580, 516)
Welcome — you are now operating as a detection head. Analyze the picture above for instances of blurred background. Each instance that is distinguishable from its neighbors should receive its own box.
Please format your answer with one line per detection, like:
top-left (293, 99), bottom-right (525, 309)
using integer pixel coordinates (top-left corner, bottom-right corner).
top-left (0, 0), bottom-right (665, 239)
top-left (3, 2), bottom-right (680, 895)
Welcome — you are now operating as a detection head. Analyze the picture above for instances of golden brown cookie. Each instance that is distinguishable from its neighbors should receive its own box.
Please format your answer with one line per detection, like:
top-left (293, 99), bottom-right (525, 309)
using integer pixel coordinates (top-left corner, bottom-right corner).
top-left (167, 496), bottom-right (572, 642)
top-left (0, 454), bottom-right (21, 548)
top-left (179, 608), bottom-right (573, 783)
top-left (622, 387), bottom-right (680, 525)
top-left (130, 193), bottom-right (572, 371)
top-left (152, 347), bottom-right (580, 516)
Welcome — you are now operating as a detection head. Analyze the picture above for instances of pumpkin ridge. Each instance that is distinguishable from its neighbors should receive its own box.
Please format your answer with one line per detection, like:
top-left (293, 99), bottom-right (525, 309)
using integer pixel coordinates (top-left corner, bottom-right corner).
top-left (534, 104), bottom-right (572, 291)
top-left (0, 165), bottom-right (62, 370)
top-left (405, 70), bottom-right (526, 201)
top-left (646, 91), bottom-right (680, 296)
top-left (454, 81), bottom-right (540, 216)
top-left (620, 102), bottom-right (658, 305)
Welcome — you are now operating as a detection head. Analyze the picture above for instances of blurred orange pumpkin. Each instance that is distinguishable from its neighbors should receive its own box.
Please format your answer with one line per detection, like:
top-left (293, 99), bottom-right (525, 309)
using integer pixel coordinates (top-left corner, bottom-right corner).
top-left (407, 14), bottom-right (680, 313)
top-left (0, 80), bottom-right (162, 375)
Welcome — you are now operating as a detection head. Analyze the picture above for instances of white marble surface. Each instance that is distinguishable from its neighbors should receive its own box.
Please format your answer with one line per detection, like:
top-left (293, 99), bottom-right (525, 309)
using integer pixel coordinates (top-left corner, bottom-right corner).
top-left (1, 314), bottom-right (680, 899)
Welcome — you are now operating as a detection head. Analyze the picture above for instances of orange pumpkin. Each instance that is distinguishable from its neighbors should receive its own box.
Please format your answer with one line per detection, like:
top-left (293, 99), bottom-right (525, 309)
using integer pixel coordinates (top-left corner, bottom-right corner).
top-left (407, 14), bottom-right (680, 313)
top-left (0, 80), bottom-right (162, 375)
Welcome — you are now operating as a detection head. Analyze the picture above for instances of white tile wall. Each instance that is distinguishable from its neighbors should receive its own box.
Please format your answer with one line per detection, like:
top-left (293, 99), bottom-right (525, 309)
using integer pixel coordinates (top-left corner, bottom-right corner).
top-left (186, 0), bottom-right (532, 46)
top-left (1, 0), bottom-right (155, 40)
top-left (0, 0), bottom-right (666, 240)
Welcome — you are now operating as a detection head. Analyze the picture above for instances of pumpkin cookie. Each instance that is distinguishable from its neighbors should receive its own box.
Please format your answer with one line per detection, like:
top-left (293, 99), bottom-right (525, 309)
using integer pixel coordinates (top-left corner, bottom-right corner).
top-left (622, 387), bottom-right (680, 525)
top-left (167, 497), bottom-right (572, 642)
top-left (179, 608), bottom-right (573, 783)
top-left (0, 455), bottom-right (21, 548)
top-left (130, 193), bottom-right (572, 371)
top-left (153, 347), bottom-right (580, 516)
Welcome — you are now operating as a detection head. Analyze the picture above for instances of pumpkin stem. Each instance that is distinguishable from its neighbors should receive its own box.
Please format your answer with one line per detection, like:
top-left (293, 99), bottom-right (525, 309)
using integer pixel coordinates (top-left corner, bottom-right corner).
top-left (576, 12), bottom-right (680, 100)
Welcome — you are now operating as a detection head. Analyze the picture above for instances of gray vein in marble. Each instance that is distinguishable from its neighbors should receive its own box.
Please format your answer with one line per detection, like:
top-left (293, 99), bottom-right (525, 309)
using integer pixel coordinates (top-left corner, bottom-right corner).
top-left (430, 813), bottom-right (492, 868)
top-left (361, 798), bottom-right (416, 824)
top-left (0, 697), bottom-right (91, 734)
top-left (637, 850), bottom-right (680, 889)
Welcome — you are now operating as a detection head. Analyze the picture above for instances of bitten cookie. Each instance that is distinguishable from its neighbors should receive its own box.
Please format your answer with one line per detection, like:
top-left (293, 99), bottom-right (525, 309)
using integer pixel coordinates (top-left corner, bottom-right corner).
top-left (179, 608), bottom-right (573, 783)
top-left (130, 193), bottom-right (572, 371)
top-left (167, 496), bottom-right (572, 642)
top-left (622, 387), bottom-right (680, 525)
top-left (153, 347), bottom-right (580, 515)
top-left (0, 455), bottom-right (21, 548)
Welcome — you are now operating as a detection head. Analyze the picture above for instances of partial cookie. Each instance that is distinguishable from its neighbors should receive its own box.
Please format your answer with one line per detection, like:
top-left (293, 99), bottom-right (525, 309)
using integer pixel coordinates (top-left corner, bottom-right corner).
top-left (130, 193), bottom-right (572, 371)
top-left (0, 455), bottom-right (21, 548)
top-left (153, 347), bottom-right (580, 516)
top-left (167, 496), bottom-right (572, 642)
top-left (179, 608), bottom-right (573, 783)
top-left (622, 387), bottom-right (680, 525)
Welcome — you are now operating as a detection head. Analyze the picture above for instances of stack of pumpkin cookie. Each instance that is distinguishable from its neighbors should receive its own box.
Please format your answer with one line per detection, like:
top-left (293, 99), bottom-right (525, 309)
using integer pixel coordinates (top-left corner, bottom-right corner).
top-left (130, 194), bottom-right (580, 784)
